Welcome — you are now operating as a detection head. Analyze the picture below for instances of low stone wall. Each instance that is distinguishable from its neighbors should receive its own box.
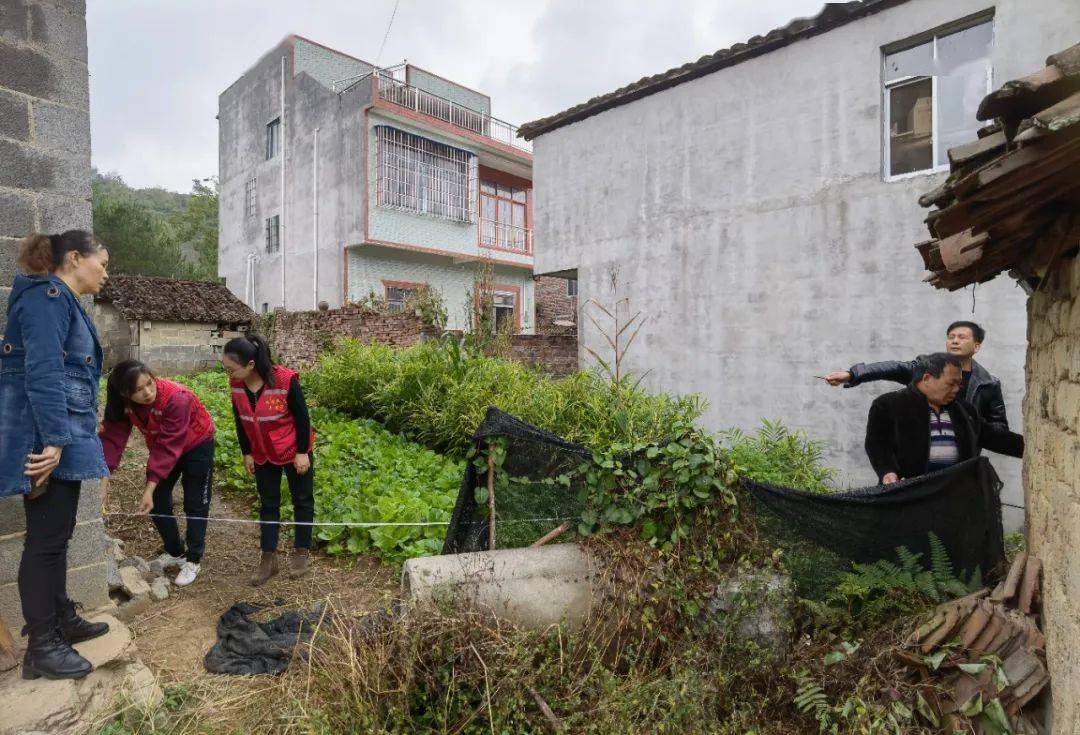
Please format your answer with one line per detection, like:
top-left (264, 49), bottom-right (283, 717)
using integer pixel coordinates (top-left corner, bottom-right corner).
top-left (509, 334), bottom-right (578, 376)
top-left (266, 305), bottom-right (435, 369)
top-left (1023, 253), bottom-right (1080, 731)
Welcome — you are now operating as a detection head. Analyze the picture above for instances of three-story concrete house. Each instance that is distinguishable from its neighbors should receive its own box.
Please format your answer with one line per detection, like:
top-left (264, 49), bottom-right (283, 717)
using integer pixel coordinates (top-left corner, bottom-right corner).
top-left (218, 36), bottom-right (536, 332)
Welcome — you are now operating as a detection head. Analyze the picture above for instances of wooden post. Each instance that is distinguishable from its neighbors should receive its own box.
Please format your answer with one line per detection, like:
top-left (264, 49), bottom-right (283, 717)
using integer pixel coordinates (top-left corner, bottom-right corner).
top-left (0, 615), bottom-right (17, 672)
top-left (487, 447), bottom-right (496, 550)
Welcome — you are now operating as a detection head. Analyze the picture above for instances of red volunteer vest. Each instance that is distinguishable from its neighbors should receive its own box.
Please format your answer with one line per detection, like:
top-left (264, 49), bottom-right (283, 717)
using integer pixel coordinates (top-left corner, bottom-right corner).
top-left (126, 378), bottom-right (214, 453)
top-left (230, 365), bottom-right (313, 465)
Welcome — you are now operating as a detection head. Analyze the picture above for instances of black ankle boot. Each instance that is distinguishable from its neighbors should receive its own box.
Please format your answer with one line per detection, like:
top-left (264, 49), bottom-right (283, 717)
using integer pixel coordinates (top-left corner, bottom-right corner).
top-left (22, 623), bottom-right (93, 680)
top-left (57, 598), bottom-right (109, 644)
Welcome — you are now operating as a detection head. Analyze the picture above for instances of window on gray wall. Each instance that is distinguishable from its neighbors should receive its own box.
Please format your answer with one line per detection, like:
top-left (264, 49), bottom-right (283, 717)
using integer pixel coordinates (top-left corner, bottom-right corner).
top-left (244, 178), bottom-right (257, 219)
top-left (375, 125), bottom-right (476, 222)
top-left (265, 214), bottom-right (280, 253)
top-left (266, 118), bottom-right (281, 160)
top-left (883, 17), bottom-right (993, 179)
top-left (566, 279), bottom-right (578, 297)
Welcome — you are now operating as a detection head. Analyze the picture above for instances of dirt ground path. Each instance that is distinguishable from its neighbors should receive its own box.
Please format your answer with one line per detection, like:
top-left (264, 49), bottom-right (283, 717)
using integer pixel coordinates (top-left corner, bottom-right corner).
top-left (102, 434), bottom-right (397, 684)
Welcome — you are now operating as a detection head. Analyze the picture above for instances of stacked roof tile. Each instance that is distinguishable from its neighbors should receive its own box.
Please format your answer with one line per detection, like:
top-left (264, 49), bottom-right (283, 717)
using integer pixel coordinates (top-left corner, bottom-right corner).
top-left (97, 275), bottom-right (255, 325)
top-left (916, 43), bottom-right (1080, 291)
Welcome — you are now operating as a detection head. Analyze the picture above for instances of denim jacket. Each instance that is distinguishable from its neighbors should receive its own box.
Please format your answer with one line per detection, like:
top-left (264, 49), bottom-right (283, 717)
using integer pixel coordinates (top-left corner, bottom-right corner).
top-left (0, 274), bottom-right (108, 497)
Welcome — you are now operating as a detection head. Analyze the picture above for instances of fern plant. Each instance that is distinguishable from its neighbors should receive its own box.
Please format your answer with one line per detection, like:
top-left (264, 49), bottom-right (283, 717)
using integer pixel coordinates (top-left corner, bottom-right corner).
top-left (813, 533), bottom-right (980, 629)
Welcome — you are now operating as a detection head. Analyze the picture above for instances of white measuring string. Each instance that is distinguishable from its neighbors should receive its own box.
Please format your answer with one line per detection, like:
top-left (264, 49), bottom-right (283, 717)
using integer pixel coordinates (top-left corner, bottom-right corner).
top-left (106, 512), bottom-right (578, 528)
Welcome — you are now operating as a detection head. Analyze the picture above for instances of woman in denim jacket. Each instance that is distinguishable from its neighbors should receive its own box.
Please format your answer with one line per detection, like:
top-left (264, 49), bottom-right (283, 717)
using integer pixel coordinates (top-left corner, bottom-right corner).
top-left (0, 231), bottom-right (112, 681)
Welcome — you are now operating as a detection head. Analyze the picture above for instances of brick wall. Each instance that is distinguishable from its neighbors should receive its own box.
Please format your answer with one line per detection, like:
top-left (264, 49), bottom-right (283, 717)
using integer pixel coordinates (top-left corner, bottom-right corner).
top-left (534, 275), bottom-right (577, 335)
top-left (508, 334), bottom-right (578, 377)
top-left (91, 301), bottom-right (132, 367)
top-left (266, 305), bottom-right (437, 368)
top-left (1023, 254), bottom-right (1080, 731)
top-left (0, 0), bottom-right (108, 631)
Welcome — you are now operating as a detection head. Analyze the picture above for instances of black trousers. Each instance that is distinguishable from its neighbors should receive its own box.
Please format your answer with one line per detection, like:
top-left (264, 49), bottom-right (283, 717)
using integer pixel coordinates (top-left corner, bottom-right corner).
top-left (150, 439), bottom-right (214, 563)
top-left (19, 477), bottom-right (81, 631)
top-left (254, 458), bottom-right (314, 551)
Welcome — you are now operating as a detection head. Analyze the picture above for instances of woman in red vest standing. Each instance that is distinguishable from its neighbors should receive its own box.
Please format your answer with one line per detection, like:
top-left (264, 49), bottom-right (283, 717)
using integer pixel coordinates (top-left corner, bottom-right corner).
top-left (221, 335), bottom-right (314, 586)
top-left (99, 360), bottom-right (216, 587)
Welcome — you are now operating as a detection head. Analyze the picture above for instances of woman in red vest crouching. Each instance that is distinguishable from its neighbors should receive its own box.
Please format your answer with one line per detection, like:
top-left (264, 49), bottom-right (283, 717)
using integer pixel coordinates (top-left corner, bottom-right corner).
top-left (221, 335), bottom-right (315, 586)
top-left (99, 360), bottom-right (216, 587)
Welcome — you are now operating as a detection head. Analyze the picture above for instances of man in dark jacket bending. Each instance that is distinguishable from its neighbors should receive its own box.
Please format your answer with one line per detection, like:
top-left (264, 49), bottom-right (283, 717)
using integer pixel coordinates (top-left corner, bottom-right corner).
top-left (865, 353), bottom-right (1023, 485)
top-left (825, 321), bottom-right (1009, 429)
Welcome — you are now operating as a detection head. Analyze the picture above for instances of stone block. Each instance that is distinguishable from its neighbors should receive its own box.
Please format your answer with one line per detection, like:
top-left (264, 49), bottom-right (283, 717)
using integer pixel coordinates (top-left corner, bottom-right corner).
top-left (0, 138), bottom-right (90, 196)
top-left (0, 88), bottom-right (30, 140)
top-left (0, 492), bottom-right (25, 537)
top-left (0, 613), bottom-right (162, 735)
top-left (30, 99), bottom-right (88, 155)
top-left (0, 39), bottom-right (87, 108)
top-left (0, 0), bottom-right (29, 44)
top-left (0, 561), bottom-right (107, 631)
top-left (117, 566), bottom-right (149, 597)
top-left (1, 236), bottom-right (24, 286)
top-left (402, 543), bottom-right (599, 630)
top-left (0, 190), bottom-right (34, 237)
top-left (74, 477), bottom-right (102, 522)
top-left (28, 0), bottom-right (87, 62)
top-left (149, 577), bottom-right (169, 602)
top-left (0, 517), bottom-right (105, 585)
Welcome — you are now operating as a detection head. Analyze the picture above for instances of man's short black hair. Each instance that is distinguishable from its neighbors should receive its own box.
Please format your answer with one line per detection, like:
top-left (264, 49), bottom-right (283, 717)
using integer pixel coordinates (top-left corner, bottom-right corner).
top-left (946, 320), bottom-right (986, 343)
top-left (913, 353), bottom-right (962, 384)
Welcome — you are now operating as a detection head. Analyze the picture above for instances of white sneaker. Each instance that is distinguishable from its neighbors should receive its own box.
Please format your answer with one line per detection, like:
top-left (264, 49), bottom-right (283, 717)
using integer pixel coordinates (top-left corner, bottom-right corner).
top-left (174, 562), bottom-right (200, 587)
top-left (155, 552), bottom-right (186, 570)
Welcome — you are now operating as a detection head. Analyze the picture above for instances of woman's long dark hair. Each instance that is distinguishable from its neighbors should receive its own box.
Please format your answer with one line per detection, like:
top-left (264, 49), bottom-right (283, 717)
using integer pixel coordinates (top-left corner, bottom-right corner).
top-left (223, 334), bottom-right (275, 386)
top-left (104, 360), bottom-right (154, 423)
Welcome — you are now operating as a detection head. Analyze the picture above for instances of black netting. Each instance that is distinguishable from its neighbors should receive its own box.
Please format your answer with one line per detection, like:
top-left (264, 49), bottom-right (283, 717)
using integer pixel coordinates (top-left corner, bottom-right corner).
top-left (744, 456), bottom-right (1006, 581)
top-left (442, 408), bottom-right (590, 554)
top-left (442, 411), bottom-right (1007, 587)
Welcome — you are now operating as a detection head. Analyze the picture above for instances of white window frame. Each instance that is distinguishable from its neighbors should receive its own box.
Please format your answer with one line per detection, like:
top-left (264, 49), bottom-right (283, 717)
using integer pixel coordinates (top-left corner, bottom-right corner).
top-left (566, 278), bottom-right (578, 298)
top-left (882, 17), bottom-right (994, 182)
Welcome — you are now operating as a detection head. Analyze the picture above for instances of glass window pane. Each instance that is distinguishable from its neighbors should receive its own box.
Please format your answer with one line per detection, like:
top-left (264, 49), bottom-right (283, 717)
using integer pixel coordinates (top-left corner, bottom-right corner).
top-left (498, 199), bottom-right (512, 225)
top-left (884, 39), bottom-right (933, 82)
top-left (497, 184), bottom-right (513, 199)
top-left (481, 181), bottom-right (496, 194)
top-left (888, 78), bottom-right (933, 176)
top-left (936, 68), bottom-right (987, 166)
top-left (481, 195), bottom-right (496, 222)
top-left (511, 202), bottom-right (526, 228)
top-left (936, 21), bottom-right (993, 74)
top-left (512, 188), bottom-right (527, 203)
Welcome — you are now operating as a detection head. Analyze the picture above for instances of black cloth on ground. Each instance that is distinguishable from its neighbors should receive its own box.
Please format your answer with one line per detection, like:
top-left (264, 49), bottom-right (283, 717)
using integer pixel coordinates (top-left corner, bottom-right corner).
top-left (744, 456), bottom-right (1006, 579)
top-left (203, 601), bottom-right (321, 675)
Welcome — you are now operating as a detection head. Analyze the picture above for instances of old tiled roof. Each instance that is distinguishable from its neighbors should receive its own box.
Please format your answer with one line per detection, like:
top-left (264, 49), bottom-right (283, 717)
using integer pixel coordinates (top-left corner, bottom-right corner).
top-left (97, 276), bottom-right (255, 324)
top-left (518, 0), bottom-right (911, 140)
top-left (916, 43), bottom-right (1080, 291)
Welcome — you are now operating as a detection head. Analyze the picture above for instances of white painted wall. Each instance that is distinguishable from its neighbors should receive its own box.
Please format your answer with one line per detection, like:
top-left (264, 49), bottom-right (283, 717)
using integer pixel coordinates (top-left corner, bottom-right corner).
top-left (530, 0), bottom-right (1080, 529)
top-left (348, 246), bottom-right (535, 333)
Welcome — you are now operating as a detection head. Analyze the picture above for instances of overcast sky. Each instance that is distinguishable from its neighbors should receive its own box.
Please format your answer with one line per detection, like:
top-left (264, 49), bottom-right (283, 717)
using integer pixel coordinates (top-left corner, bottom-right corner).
top-left (87, 0), bottom-right (824, 193)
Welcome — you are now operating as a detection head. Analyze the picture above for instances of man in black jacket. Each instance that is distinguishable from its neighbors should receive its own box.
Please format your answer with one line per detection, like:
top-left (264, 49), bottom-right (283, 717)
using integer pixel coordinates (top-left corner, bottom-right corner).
top-left (824, 321), bottom-right (1009, 429)
top-left (865, 353), bottom-right (1023, 485)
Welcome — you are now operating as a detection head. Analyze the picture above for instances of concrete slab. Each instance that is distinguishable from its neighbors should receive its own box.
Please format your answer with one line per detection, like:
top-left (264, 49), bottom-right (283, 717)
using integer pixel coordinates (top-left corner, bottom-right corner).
top-left (0, 614), bottom-right (161, 735)
top-left (401, 543), bottom-right (599, 630)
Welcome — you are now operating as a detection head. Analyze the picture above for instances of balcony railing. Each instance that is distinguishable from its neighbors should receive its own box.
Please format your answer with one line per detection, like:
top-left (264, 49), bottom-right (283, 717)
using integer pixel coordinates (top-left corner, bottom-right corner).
top-left (480, 219), bottom-right (532, 254)
top-left (374, 73), bottom-right (532, 153)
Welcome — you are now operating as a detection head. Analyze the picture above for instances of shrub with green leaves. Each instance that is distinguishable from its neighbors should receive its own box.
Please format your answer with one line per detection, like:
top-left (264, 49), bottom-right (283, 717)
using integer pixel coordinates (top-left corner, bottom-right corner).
top-left (722, 420), bottom-right (836, 494)
top-left (307, 337), bottom-right (706, 457)
top-left (177, 372), bottom-right (463, 564)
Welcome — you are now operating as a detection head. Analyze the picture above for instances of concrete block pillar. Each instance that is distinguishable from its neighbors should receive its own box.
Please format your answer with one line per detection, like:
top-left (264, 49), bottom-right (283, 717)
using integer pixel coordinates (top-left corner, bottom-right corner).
top-left (0, 0), bottom-right (107, 634)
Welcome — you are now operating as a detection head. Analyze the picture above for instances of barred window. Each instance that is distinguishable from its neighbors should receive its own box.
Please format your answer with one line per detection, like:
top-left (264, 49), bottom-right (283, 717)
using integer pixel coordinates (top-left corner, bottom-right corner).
top-left (244, 178), bottom-right (257, 219)
top-left (385, 286), bottom-right (414, 313)
top-left (376, 126), bottom-right (476, 222)
top-left (265, 214), bottom-right (280, 253)
top-left (266, 118), bottom-right (281, 160)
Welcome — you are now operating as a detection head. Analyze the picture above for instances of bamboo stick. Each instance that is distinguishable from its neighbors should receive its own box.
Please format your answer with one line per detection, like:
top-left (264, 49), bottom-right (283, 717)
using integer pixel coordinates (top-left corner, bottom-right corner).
top-left (531, 522), bottom-right (571, 548)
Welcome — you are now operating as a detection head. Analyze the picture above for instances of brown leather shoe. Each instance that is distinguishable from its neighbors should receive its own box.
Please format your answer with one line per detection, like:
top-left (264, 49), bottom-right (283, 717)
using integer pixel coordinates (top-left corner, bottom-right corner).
top-left (288, 549), bottom-right (311, 579)
top-left (250, 551), bottom-right (278, 587)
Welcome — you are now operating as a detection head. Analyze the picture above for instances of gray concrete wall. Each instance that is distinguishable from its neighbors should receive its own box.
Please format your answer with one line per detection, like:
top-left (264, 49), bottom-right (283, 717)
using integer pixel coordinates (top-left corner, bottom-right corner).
top-left (531, 0), bottom-right (1080, 530)
top-left (91, 301), bottom-right (133, 368)
top-left (0, 0), bottom-right (108, 628)
top-left (406, 64), bottom-right (491, 115)
top-left (218, 39), bottom-right (371, 312)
